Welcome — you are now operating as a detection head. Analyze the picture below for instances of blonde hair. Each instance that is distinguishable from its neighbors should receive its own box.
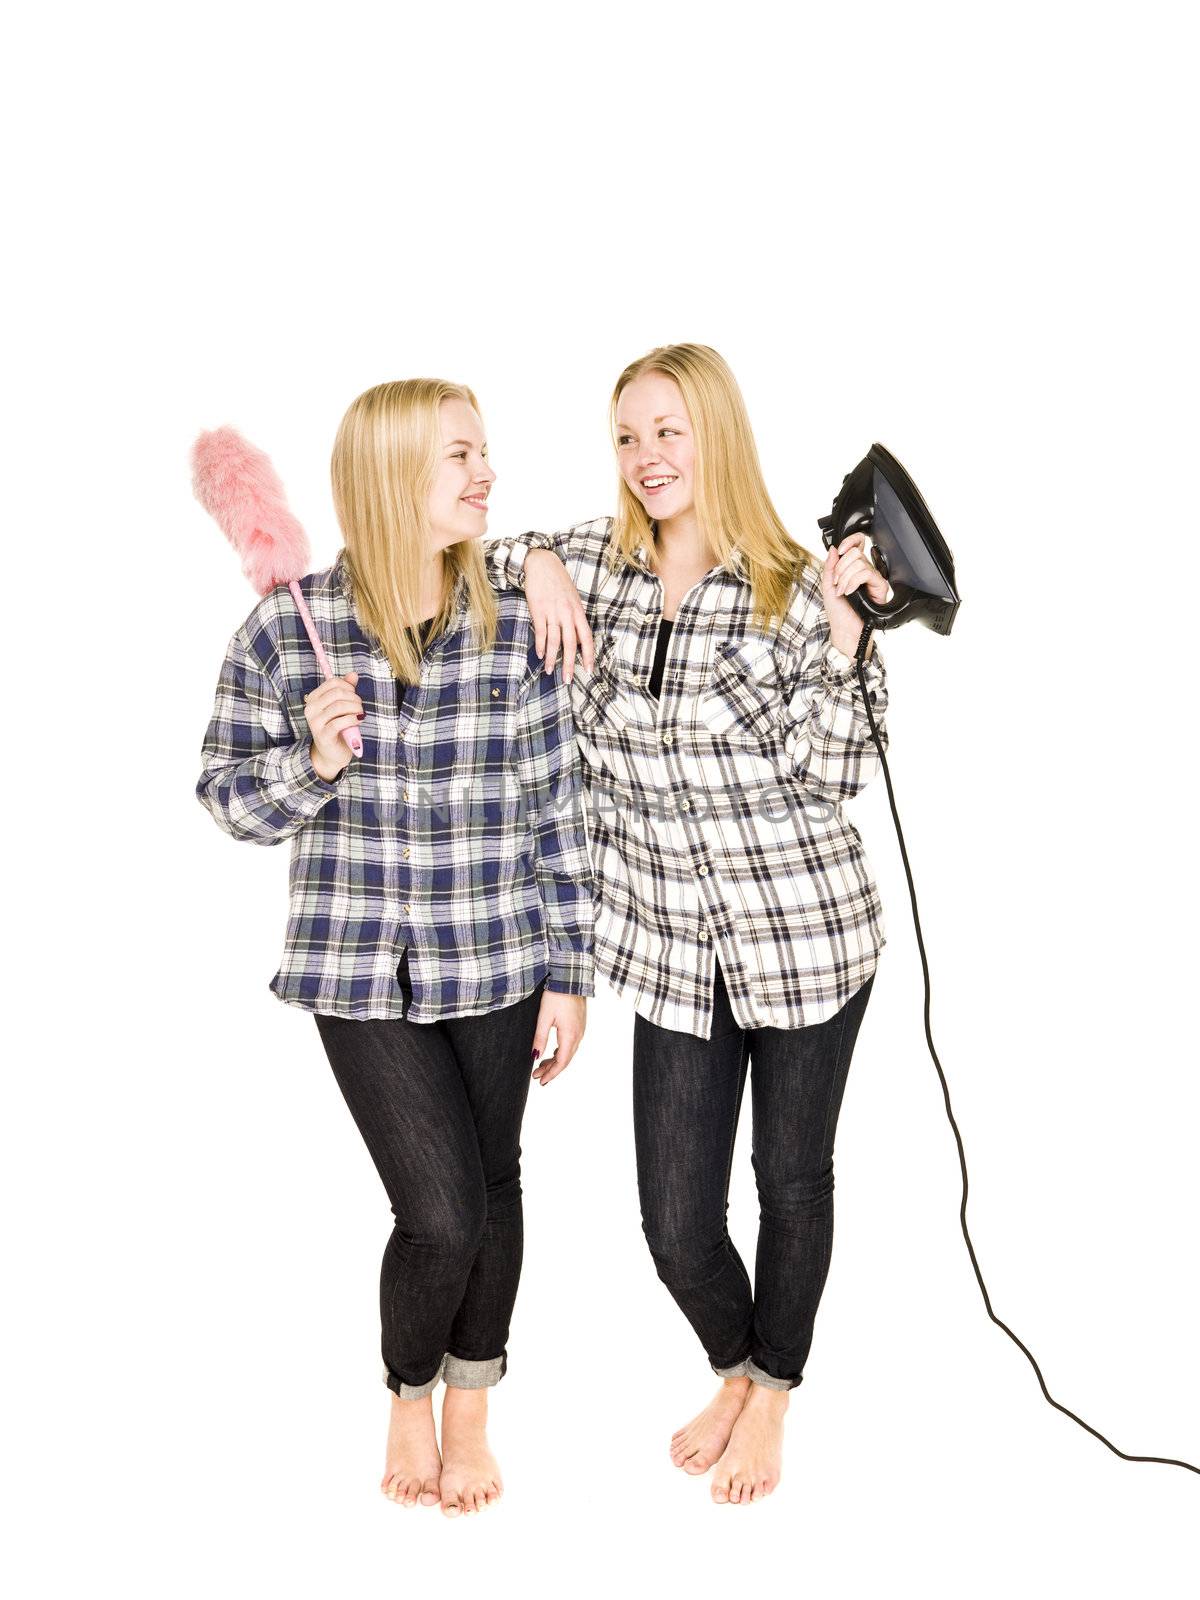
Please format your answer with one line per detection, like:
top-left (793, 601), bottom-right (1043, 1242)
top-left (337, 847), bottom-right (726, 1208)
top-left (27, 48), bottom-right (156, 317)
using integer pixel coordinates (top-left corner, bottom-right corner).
top-left (331, 379), bottom-right (499, 681)
top-left (607, 343), bottom-right (821, 635)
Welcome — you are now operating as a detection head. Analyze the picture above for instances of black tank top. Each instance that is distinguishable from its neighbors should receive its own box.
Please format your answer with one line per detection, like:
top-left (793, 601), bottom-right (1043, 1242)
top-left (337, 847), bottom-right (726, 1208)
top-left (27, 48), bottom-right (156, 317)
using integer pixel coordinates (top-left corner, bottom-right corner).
top-left (649, 616), bottom-right (674, 700)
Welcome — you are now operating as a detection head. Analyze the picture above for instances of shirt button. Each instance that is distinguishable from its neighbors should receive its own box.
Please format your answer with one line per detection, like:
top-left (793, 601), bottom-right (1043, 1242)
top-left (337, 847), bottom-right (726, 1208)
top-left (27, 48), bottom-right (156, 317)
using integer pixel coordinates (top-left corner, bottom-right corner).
top-left (403, 903), bottom-right (411, 913)
top-left (402, 790), bottom-right (410, 802)
top-left (697, 864), bottom-right (709, 876)
top-left (661, 732), bottom-right (673, 745)
top-left (491, 687), bottom-right (501, 698)
top-left (679, 799), bottom-right (691, 811)
top-left (402, 847), bottom-right (411, 859)
top-left (698, 930), bottom-right (709, 942)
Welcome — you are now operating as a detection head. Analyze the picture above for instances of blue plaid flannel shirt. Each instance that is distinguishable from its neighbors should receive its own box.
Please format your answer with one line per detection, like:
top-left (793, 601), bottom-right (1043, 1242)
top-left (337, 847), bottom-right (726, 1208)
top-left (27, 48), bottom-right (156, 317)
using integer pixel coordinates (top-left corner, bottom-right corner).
top-left (195, 550), bottom-right (595, 1020)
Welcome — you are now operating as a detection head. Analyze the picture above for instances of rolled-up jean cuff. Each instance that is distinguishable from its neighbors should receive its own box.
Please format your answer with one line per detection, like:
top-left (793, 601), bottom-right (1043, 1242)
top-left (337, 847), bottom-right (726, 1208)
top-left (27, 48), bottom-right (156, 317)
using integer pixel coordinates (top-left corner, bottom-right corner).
top-left (745, 1359), bottom-right (799, 1392)
top-left (713, 1359), bottom-right (750, 1379)
top-left (384, 1354), bottom-right (445, 1400)
top-left (443, 1353), bottom-right (506, 1389)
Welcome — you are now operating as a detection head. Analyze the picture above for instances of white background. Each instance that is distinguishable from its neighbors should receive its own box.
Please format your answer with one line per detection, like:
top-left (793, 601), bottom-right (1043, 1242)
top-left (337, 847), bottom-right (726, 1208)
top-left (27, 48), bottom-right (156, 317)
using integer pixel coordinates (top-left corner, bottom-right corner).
top-left (5, 0), bottom-right (1198, 1593)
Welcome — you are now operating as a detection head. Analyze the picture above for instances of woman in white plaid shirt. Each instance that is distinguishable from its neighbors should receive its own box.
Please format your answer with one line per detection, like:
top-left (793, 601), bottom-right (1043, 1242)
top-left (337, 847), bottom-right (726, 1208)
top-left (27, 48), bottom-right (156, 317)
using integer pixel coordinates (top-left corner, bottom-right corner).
top-left (197, 380), bottom-right (595, 1517)
top-left (483, 343), bottom-right (892, 1506)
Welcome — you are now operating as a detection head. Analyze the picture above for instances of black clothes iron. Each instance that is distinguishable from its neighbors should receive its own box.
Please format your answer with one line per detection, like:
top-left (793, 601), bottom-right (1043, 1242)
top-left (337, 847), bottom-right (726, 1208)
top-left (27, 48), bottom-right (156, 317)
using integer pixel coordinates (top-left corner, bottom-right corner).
top-left (819, 442), bottom-right (960, 636)
top-left (824, 447), bottom-right (1197, 1478)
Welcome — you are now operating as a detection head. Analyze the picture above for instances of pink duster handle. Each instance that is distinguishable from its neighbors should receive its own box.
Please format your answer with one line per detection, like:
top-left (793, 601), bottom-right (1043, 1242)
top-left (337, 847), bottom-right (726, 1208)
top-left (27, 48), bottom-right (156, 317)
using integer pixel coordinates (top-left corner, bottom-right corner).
top-left (288, 580), bottom-right (363, 760)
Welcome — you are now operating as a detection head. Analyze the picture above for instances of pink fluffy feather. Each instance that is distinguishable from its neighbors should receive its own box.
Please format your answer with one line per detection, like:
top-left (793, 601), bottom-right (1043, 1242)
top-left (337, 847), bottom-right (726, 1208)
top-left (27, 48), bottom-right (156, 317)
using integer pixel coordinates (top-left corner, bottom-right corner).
top-left (191, 426), bottom-right (312, 595)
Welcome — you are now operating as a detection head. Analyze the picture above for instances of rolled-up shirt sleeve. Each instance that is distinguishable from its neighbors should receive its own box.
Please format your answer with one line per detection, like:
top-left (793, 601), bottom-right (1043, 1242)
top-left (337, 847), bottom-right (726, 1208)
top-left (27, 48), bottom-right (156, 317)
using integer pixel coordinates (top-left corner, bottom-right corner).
top-left (482, 529), bottom-right (562, 593)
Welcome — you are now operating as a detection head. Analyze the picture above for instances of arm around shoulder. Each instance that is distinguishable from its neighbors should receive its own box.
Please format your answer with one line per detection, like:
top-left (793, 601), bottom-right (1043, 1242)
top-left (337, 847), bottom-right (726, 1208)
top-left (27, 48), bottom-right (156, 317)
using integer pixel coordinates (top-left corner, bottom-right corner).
top-left (482, 527), bottom-right (572, 593)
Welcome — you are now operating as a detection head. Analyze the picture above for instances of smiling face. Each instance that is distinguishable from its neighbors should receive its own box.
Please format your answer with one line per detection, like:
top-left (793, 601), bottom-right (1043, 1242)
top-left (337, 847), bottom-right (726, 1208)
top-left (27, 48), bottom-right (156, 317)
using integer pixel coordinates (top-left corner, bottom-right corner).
top-left (614, 371), bottom-right (696, 523)
top-left (428, 396), bottom-right (496, 548)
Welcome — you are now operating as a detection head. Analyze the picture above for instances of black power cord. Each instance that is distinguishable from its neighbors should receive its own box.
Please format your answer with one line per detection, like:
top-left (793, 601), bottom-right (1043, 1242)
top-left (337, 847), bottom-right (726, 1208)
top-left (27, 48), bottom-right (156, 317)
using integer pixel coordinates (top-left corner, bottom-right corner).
top-left (853, 620), bottom-right (1198, 1477)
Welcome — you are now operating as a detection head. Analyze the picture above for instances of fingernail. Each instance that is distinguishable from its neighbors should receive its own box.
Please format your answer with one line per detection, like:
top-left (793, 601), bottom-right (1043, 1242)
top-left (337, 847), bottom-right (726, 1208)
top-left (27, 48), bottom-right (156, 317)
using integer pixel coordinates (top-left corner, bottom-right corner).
top-left (531, 1048), bottom-right (539, 1062)
top-left (357, 713), bottom-right (365, 720)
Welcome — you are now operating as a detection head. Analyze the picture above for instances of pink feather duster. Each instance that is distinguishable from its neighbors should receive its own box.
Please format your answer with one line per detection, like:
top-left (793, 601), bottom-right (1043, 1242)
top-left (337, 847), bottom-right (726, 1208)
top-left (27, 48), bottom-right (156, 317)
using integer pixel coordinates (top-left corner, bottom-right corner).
top-left (191, 426), bottom-right (312, 594)
top-left (192, 425), bottom-right (362, 759)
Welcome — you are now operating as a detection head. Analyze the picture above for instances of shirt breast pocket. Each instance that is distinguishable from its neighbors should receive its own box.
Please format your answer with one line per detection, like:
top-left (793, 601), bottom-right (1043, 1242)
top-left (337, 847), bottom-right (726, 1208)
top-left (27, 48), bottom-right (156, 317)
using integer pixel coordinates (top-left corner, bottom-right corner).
top-left (568, 633), bottom-right (632, 733)
top-left (698, 637), bottom-right (782, 746)
top-left (453, 672), bottom-right (520, 765)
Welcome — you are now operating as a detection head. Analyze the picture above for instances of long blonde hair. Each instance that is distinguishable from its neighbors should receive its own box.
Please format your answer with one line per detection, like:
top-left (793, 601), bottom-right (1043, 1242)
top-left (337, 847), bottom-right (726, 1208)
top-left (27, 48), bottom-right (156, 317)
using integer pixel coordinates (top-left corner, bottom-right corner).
top-left (331, 379), bottom-right (499, 681)
top-left (608, 343), bottom-right (820, 635)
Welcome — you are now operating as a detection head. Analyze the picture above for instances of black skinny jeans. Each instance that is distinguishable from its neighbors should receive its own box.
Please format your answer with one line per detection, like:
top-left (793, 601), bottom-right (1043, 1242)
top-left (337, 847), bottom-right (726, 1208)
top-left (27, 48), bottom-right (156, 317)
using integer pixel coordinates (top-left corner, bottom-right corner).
top-left (633, 958), bottom-right (875, 1390)
top-left (314, 954), bottom-right (547, 1400)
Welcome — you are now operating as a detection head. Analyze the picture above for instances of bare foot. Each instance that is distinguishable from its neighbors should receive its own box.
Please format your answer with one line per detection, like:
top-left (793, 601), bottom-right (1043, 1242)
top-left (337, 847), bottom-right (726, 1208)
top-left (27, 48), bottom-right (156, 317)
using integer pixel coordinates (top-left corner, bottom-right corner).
top-left (670, 1376), bottom-right (752, 1474)
top-left (438, 1386), bottom-right (503, 1517)
top-left (381, 1393), bottom-right (442, 1507)
top-left (710, 1382), bottom-right (788, 1504)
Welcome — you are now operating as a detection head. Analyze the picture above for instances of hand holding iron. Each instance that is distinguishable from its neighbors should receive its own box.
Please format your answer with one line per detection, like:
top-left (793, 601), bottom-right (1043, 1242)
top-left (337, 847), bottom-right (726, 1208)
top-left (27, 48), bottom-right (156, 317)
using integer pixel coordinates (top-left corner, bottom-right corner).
top-left (306, 671), bottom-right (364, 781)
top-left (821, 532), bottom-right (891, 658)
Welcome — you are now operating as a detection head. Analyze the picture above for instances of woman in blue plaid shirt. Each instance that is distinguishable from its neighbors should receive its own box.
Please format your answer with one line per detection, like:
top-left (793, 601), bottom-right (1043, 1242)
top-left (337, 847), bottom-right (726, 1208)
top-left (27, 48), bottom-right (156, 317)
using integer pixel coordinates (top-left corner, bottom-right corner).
top-left (484, 343), bottom-right (893, 1507)
top-left (197, 380), bottom-right (595, 1517)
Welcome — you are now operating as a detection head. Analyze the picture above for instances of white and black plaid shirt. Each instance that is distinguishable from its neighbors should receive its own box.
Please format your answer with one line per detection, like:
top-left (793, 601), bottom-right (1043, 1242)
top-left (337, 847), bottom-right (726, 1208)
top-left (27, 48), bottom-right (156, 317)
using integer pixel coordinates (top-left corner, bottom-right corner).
top-left (483, 519), bottom-right (888, 1039)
